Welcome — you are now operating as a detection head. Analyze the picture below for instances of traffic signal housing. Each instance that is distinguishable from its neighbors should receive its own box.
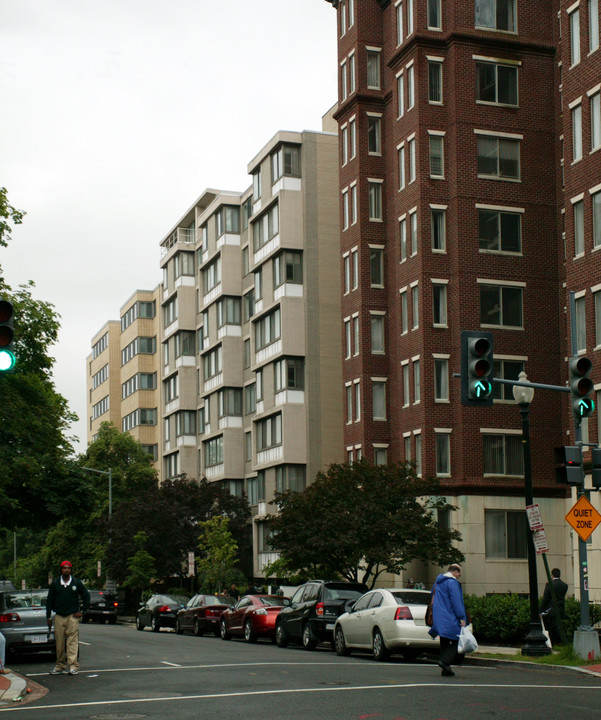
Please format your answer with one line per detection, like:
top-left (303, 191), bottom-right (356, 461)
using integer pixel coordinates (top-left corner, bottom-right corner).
top-left (569, 356), bottom-right (595, 423)
top-left (0, 299), bottom-right (15, 373)
top-left (460, 330), bottom-right (494, 406)
top-left (592, 447), bottom-right (601, 490)
top-left (554, 445), bottom-right (584, 486)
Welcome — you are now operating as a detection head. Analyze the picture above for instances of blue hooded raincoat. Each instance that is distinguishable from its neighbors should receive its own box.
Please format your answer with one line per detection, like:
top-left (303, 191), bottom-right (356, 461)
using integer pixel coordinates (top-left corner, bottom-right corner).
top-left (428, 573), bottom-right (466, 641)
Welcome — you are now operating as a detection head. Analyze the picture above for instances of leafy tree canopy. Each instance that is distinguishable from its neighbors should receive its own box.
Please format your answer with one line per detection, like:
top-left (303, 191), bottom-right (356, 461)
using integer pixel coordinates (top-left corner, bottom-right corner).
top-left (0, 187), bottom-right (25, 250)
top-left (267, 460), bottom-right (464, 589)
top-left (196, 516), bottom-right (239, 594)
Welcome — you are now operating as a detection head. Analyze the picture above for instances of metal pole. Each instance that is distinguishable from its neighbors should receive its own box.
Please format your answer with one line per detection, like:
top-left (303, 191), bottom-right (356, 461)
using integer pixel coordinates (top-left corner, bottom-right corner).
top-left (519, 402), bottom-right (551, 656)
top-left (13, 532), bottom-right (16, 579)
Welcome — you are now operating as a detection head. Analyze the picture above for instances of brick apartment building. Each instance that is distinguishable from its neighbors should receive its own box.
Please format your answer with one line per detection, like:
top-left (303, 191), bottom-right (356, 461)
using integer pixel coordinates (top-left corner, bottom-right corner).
top-left (325, 0), bottom-right (601, 595)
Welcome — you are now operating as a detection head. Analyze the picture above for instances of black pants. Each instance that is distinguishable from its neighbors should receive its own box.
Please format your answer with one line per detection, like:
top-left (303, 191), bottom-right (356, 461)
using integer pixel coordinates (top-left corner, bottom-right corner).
top-left (440, 637), bottom-right (464, 666)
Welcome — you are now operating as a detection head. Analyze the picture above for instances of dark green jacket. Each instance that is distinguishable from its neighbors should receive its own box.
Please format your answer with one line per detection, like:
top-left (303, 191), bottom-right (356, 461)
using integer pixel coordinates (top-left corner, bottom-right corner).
top-left (46, 577), bottom-right (90, 618)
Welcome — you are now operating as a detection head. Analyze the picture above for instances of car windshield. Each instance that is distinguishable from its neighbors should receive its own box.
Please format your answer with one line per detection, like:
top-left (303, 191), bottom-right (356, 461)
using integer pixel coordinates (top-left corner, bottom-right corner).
top-left (166, 595), bottom-right (189, 606)
top-left (324, 585), bottom-right (366, 601)
top-left (391, 591), bottom-right (431, 606)
top-left (4, 590), bottom-right (48, 609)
top-left (258, 596), bottom-right (290, 606)
top-left (205, 596), bottom-right (235, 606)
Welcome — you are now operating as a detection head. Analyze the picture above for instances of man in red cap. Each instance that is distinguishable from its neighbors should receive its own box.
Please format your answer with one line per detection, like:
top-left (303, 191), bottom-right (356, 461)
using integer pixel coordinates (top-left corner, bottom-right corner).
top-left (46, 560), bottom-right (90, 675)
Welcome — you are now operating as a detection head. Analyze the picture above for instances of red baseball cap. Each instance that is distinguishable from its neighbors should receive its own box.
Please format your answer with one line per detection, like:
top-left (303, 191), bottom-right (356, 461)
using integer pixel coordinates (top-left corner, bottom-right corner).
top-left (60, 560), bottom-right (73, 568)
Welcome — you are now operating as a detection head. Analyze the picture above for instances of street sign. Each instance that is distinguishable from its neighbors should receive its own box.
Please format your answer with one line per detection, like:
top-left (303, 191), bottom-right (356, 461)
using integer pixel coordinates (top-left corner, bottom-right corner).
top-left (188, 551), bottom-right (195, 576)
top-left (526, 503), bottom-right (544, 531)
top-left (565, 495), bottom-right (601, 542)
top-left (533, 529), bottom-right (549, 554)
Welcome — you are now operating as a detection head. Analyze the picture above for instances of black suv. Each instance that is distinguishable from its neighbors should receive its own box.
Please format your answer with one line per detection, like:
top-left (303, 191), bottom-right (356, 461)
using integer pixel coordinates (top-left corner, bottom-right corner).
top-left (82, 590), bottom-right (118, 624)
top-left (275, 580), bottom-right (368, 650)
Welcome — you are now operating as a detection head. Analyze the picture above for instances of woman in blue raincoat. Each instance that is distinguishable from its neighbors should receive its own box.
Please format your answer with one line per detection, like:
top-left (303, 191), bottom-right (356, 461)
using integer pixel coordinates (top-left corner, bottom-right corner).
top-left (428, 563), bottom-right (466, 676)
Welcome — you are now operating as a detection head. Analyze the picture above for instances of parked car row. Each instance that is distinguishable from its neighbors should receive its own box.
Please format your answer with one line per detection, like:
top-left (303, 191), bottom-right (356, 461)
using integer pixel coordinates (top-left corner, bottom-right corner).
top-left (136, 580), bottom-right (440, 662)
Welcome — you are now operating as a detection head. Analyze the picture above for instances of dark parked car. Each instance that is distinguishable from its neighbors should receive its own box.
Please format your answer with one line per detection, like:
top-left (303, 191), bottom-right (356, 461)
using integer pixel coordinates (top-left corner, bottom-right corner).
top-left (82, 590), bottom-right (118, 624)
top-left (275, 580), bottom-right (368, 650)
top-left (0, 589), bottom-right (56, 659)
top-left (175, 594), bottom-right (235, 637)
top-left (220, 595), bottom-right (290, 643)
top-left (136, 594), bottom-right (188, 633)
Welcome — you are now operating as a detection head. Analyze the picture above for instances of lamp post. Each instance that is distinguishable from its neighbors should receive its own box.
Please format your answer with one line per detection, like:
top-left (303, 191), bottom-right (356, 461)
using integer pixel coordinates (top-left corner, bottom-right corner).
top-left (512, 372), bottom-right (551, 656)
top-left (83, 467), bottom-right (113, 591)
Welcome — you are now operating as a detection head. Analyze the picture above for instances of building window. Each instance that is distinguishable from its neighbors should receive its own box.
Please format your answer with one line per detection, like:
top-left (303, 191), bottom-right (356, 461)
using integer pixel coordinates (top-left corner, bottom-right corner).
top-left (353, 315), bottom-right (360, 355)
top-left (483, 434), bottom-right (524, 475)
top-left (175, 330), bottom-right (195, 357)
top-left (202, 257), bottom-right (221, 294)
top-left (121, 336), bottom-right (156, 366)
top-left (412, 285), bottom-right (419, 329)
top-left (397, 72), bottom-right (405, 116)
top-left (255, 307), bottom-right (281, 351)
top-left (595, 292), bottom-right (601, 347)
top-left (477, 135), bottom-right (520, 179)
top-left (122, 408), bottom-right (157, 431)
top-left (351, 249), bottom-right (359, 290)
top-left (165, 452), bottom-right (180, 479)
top-left (480, 284), bottom-right (523, 328)
top-left (410, 210), bottom-right (418, 255)
top-left (274, 250), bottom-right (303, 287)
top-left (367, 115), bottom-right (382, 154)
top-left (164, 373), bottom-right (179, 403)
top-left (434, 358), bottom-right (449, 401)
top-left (593, 192), bottom-right (601, 249)
top-left (349, 52), bottom-right (356, 94)
top-left (591, 92), bottom-right (601, 151)
top-left (256, 413), bottom-right (282, 451)
top-left (271, 144), bottom-right (301, 182)
top-left (431, 208), bottom-right (446, 251)
top-left (276, 465), bottom-right (306, 493)
top-left (492, 359), bottom-right (524, 400)
top-left (428, 61), bottom-right (443, 103)
top-left (253, 169), bottom-right (261, 200)
top-left (408, 138), bottom-right (416, 182)
top-left (253, 204), bottom-right (279, 252)
top-left (341, 125), bottom-right (348, 165)
top-left (246, 473), bottom-right (265, 506)
top-left (432, 284), bottom-right (448, 326)
top-left (121, 300), bottom-right (156, 331)
top-left (349, 117), bottom-right (356, 158)
top-left (203, 345), bottom-right (222, 380)
top-left (218, 388), bottom-right (242, 418)
top-left (348, 0), bottom-right (355, 28)
top-left (346, 383), bottom-right (353, 423)
top-left (413, 359), bottom-right (420, 403)
top-left (400, 218), bottom-right (407, 261)
top-left (374, 446), bottom-right (388, 466)
top-left (590, 0), bottom-right (600, 52)
top-left (404, 434), bottom-right (411, 462)
top-left (429, 134), bottom-right (444, 178)
top-left (406, 0), bottom-right (414, 34)
top-left (204, 436), bottom-right (224, 467)
top-left (343, 254), bottom-right (351, 294)
top-left (242, 197), bottom-right (253, 231)
top-left (372, 380), bottom-right (387, 420)
top-left (92, 332), bottom-right (108, 359)
top-left (475, 0), bottom-right (516, 32)
top-left (368, 181), bottom-right (383, 221)
top-left (428, 0), bottom-right (442, 29)
top-left (435, 433), bottom-right (450, 476)
top-left (351, 184), bottom-right (357, 224)
top-left (402, 363), bottom-right (410, 405)
top-left (92, 395), bottom-right (109, 420)
top-left (478, 208), bottom-right (521, 252)
top-left (570, 8), bottom-right (581, 65)
top-left (574, 200), bottom-right (584, 256)
top-left (415, 433), bottom-right (422, 476)
top-left (371, 314), bottom-right (385, 354)
top-left (485, 510), bottom-right (528, 559)
top-left (407, 65), bottom-right (415, 109)
top-left (355, 381), bottom-right (361, 422)
top-left (163, 296), bottom-right (178, 327)
top-left (575, 295), bottom-right (587, 351)
top-left (176, 410), bottom-right (196, 437)
top-left (398, 145), bottom-right (406, 190)
top-left (476, 62), bottom-right (518, 105)
top-left (370, 247), bottom-right (384, 287)
top-left (216, 206), bottom-right (240, 237)
top-left (400, 290), bottom-right (408, 333)
top-left (396, 1), bottom-right (404, 44)
top-left (572, 104), bottom-right (583, 161)
top-left (92, 364), bottom-right (109, 390)
top-left (274, 357), bottom-right (305, 391)
top-left (342, 189), bottom-right (349, 230)
top-left (341, 59), bottom-right (348, 100)
top-left (367, 49), bottom-right (381, 89)
top-left (244, 383), bottom-right (256, 415)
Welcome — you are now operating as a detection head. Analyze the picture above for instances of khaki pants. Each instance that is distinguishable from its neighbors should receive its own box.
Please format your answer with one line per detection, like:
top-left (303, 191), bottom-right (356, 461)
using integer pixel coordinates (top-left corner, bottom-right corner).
top-left (53, 614), bottom-right (80, 671)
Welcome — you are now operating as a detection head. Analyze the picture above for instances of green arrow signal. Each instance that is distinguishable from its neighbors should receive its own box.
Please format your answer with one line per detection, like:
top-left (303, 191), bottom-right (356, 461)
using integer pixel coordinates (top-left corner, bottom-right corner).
top-left (577, 398), bottom-right (595, 417)
top-left (473, 380), bottom-right (492, 398)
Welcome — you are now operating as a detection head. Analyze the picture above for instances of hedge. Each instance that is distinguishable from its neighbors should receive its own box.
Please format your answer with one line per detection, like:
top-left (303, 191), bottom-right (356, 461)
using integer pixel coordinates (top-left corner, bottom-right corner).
top-left (464, 594), bottom-right (601, 645)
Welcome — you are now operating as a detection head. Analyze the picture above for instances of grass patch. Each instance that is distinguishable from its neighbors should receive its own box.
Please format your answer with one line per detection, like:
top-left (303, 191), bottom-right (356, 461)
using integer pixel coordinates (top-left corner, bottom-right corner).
top-left (474, 644), bottom-right (600, 667)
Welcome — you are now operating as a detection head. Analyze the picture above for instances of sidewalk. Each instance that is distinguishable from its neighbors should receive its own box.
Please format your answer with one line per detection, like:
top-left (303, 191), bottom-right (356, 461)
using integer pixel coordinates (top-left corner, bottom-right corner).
top-left (470, 645), bottom-right (601, 677)
top-left (0, 669), bottom-right (28, 705)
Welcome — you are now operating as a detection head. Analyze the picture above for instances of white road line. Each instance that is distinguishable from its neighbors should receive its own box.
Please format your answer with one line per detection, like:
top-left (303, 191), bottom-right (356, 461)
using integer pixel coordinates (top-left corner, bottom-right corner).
top-left (78, 641), bottom-right (91, 646)
top-left (0, 682), bottom-right (599, 713)
top-left (160, 661), bottom-right (182, 667)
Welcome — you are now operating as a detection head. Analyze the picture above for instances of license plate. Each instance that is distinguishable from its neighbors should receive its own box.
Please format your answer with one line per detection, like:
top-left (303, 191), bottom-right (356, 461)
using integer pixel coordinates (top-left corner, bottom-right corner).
top-left (26, 635), bottom-right (47, 644)
top-left (326, 623), bottom-right (335, 630)
top-left (98, 603), bottom-right (106, 608)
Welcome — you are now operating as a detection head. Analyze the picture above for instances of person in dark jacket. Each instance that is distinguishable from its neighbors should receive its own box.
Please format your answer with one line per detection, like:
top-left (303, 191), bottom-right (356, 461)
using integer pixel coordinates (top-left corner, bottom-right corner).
top-left (429, 563), bottom-right (466, 677)
top-left (46, 560), bottom-right (90, 675)
top-left (540, 567), bottom-right (568, 644)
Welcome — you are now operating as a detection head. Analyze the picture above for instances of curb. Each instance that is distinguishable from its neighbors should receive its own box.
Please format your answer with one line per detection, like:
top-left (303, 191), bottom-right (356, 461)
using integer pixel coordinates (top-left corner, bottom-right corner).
top-left (466, 653), bottom-right (601, 677)
top-left (0, 671), bottom-right (28, 705)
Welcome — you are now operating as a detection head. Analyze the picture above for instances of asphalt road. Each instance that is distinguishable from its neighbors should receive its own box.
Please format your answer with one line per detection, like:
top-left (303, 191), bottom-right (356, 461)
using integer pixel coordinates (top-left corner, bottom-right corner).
top-left (1, 622), bottom-right (600, 719)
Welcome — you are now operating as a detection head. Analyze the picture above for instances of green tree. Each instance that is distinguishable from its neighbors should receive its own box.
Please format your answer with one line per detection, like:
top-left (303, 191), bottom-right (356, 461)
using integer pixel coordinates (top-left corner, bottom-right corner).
top-left (122, 531), bottom-right (156, 592)
top-left (266, 460), bottom-right (464, 588)
top-left (0, 187), bottom-right (25, 250)
top-left (196, 516), bottom-right (239, 594)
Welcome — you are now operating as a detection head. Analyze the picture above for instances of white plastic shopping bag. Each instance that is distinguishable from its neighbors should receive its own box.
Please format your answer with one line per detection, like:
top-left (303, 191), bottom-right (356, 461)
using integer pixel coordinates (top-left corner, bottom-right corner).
top-left (458, 625), bottom-right (478, 654)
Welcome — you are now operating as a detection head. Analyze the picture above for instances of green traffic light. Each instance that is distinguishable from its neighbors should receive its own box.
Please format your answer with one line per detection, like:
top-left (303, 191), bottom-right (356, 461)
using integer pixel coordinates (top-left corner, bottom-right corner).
top-left (472, 379), bottom-right (492, 399)
top-left (576, 398), bottom-right (595, 417)
top-left (0, 348), bottom-right (15, 372)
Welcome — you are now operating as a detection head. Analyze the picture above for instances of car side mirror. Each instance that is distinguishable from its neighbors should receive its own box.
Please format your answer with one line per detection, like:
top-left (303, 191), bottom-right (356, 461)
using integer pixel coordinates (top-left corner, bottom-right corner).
top-left (291, 602), bottom-right (298, 610)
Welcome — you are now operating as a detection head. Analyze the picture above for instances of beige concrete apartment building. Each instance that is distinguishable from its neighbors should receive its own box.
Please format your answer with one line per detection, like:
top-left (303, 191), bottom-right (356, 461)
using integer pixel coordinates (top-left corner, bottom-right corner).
top-left (158, 124), bottom-right (344, 576)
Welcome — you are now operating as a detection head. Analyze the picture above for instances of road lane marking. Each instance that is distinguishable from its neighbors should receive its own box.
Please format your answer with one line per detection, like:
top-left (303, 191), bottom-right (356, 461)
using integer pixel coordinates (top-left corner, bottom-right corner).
top-left (0, 683), bottom-right (599, 713)
top-left (160, 661), bottom-right (182, 667)
top-left (78, 641), bottom-right (91, 646)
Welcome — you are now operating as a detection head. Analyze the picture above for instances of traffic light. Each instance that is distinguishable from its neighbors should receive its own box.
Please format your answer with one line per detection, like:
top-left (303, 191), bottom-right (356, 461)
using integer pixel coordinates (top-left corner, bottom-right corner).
top-left (592, 447), bottom-right (601, 490)
top-left (554, 445), bottom-right (584, 486)
top-left (569, 356), bottom-right (595, 423)
top-left (0, 299), bottom-right (15, 373)
top-left (460, 330), bottom-right (494, 406)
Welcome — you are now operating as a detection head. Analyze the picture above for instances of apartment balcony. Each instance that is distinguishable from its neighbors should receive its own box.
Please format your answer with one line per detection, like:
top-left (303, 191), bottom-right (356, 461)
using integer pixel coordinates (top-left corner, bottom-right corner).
top-left (161, 227), bottom-right (196, 257)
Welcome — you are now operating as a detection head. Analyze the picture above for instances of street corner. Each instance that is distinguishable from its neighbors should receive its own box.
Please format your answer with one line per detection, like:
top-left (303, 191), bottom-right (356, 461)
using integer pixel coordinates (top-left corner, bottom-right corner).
top-left (0, 671), bottom-right (48, 708)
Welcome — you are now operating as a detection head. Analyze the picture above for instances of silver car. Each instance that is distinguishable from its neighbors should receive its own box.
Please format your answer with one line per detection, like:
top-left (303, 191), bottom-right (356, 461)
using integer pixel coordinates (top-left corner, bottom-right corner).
top-left (334, 588), bottom-right (439, 661)
top-left (0, 589), bottom-right (56, 659)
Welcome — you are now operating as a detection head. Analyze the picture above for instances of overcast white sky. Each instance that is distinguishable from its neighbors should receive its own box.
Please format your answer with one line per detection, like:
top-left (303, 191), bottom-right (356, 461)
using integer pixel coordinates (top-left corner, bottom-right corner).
top-left (0, 0), bottom-right (338, 452)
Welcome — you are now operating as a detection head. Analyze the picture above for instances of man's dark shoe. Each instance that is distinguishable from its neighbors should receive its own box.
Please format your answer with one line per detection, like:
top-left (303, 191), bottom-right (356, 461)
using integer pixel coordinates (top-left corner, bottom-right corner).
top-left (438, 660), bottom-right (455, 676)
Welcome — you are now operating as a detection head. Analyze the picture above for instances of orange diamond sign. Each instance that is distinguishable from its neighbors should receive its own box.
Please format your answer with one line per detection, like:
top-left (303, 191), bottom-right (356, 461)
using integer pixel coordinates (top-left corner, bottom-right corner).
top-left (565, 495), bottom-right (601, 542)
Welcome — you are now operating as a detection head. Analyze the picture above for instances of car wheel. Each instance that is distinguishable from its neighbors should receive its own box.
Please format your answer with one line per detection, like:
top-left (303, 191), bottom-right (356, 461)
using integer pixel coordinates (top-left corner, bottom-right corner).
top-left (302, 623), bottom-right (318, 650)
top-left (401, 648), bottom-right (420, 661)
top-left (136, 616), bottom-right (145, 631)
top-left (334, 626), bottom-right (351, 656)
top-left (372, 629), bottom-right (389, 661)
top-left (220, 619), bottom-right (230, 640)
top-left (193, 619), bottom-right (203, 637)
top-left (175, 620), bottom-right (184, 635)
top-left (244, 619), bottom-right (257, 643)
top-left (275, 621), bottom-right (288, 648)
top-left (151, 617), bottom-right (160, 633)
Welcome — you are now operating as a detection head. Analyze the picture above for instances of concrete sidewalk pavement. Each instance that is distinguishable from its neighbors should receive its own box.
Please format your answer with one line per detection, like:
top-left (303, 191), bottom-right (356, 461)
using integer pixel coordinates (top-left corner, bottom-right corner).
top-left (0, 669), bottom-right (28, 705)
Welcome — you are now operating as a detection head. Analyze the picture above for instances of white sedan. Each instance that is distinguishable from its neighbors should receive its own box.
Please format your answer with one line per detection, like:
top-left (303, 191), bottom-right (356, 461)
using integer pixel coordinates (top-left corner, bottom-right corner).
top-left (333, 588), bottom-right (439, 661)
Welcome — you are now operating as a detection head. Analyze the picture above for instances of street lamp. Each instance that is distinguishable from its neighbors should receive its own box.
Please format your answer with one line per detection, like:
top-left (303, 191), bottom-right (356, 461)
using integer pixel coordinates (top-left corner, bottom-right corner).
top-left (83, 467), bottom-right (114, 591)
top-left (512, 372), bottom-right (551, 656)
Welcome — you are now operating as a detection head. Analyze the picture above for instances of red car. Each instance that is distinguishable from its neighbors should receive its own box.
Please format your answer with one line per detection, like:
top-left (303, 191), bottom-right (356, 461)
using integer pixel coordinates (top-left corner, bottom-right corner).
top-left (175, 594), bottom-right (236, 637)
top-left (220, 595), bottom-right (290, 642)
